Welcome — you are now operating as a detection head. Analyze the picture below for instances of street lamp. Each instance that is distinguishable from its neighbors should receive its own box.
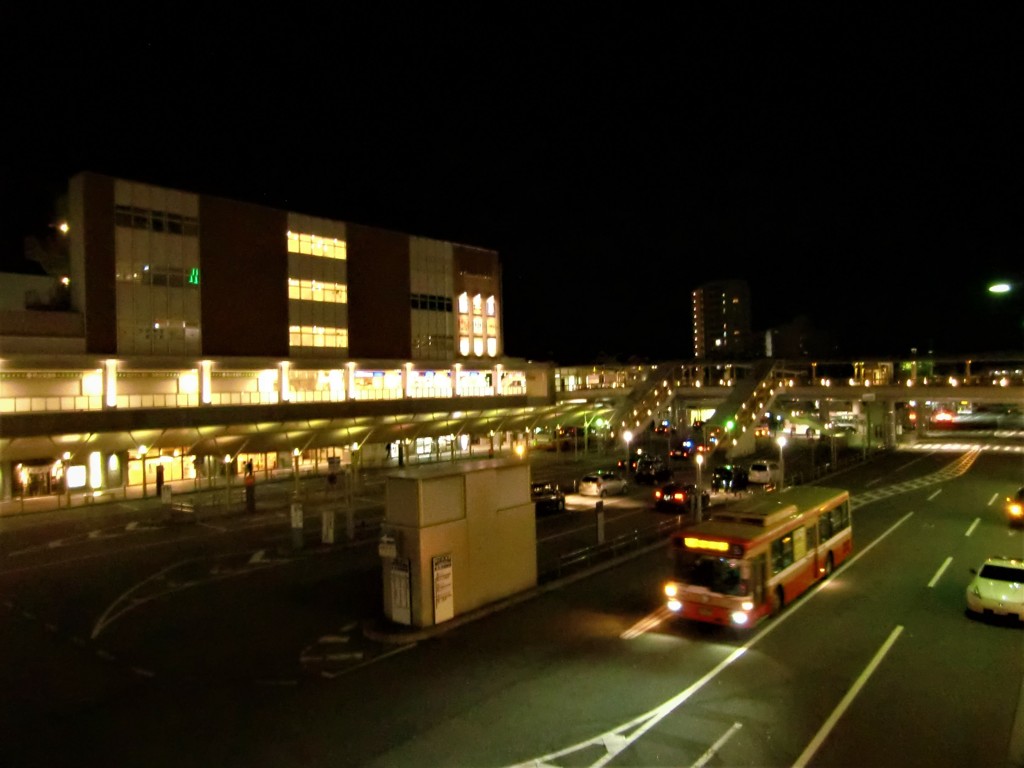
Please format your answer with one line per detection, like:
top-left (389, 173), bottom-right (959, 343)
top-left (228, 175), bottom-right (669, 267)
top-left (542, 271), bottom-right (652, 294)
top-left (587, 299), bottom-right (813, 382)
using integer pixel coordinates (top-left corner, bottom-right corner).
top-left (624, 430), bottom-right (633, 468)
top-left (138, 445), bottom-right (149, 498)
top-left (777, 435), bottom-right (787, 490)
top-left (292, 448), bottom-right (301, 495)
top-left (694, 453), bottom-right (704, 523)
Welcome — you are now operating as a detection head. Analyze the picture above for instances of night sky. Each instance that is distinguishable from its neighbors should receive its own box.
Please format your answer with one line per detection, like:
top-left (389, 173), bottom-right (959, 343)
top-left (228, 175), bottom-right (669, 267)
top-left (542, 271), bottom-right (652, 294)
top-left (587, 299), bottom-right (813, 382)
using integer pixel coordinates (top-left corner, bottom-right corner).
top-left (3, 9), bottom-right (1022, 363)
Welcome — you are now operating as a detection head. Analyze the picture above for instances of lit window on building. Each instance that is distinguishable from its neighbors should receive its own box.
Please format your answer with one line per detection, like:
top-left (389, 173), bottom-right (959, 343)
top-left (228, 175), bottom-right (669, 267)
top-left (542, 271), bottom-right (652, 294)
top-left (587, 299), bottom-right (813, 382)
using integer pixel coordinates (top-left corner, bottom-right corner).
top-left (473, 338), bottom-right (484, 356)
top-left (289, 325), bottom-right (349, 349)
top-left (458, 292), bottom-right (469, 313)
top-left (486, 296), bottom-right (496, 316)
top-left (288, 278), bottom-right (348, 303)
top-left (487, 337), bottom-right (497, 357)
top-left (286, 231), bottom-right (347, 260)
top-left (472, 294), bottom-right (482, 314)
top-left (460, 337), bottom-right (470, 356)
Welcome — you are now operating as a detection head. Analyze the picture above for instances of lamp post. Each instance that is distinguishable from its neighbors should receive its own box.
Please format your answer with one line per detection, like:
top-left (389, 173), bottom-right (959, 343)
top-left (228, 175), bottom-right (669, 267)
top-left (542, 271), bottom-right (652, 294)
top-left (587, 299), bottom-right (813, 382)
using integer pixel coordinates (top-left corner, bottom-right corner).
top-left (777, 435), bottom-right (787, 490)
top-left (138, 445), bottom-right (149, 499)
top-left (292, 448), bottom-right (301, 495)
top-left (694, 453), bottom-right (704, 523)
top-left (623, 430), bottom-right (633, 469)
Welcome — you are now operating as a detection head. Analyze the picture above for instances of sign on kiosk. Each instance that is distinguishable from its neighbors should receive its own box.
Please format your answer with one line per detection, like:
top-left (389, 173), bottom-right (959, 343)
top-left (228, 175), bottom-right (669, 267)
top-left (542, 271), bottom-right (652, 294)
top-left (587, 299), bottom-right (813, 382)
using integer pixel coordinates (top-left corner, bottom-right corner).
top-left (432, 553), bottom-right (454, 624)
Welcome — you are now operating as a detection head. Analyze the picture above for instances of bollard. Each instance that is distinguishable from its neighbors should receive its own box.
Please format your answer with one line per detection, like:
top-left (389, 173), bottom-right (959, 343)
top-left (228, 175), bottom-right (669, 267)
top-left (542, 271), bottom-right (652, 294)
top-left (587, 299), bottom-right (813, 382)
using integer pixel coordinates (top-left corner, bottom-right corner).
top-left (595, 500), bottom-right (605, 544)
top-left (290, 499), bottom-right (304, 550)
top-left (321, 508), bottom-right (335, 544)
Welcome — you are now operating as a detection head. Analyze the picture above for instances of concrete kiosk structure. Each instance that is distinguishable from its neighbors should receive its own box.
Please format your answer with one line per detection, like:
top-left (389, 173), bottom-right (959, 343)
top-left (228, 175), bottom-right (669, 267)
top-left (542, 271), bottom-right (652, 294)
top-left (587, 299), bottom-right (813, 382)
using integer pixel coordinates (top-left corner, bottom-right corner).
top-left (380, 458), bottom-right (536, 629)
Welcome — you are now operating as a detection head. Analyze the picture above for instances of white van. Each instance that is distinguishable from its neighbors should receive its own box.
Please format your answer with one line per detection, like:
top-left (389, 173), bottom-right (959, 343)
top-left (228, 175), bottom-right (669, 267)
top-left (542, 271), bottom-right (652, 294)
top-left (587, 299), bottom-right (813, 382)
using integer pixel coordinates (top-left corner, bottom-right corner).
top-left (747, 460), bottom-right (781, 485)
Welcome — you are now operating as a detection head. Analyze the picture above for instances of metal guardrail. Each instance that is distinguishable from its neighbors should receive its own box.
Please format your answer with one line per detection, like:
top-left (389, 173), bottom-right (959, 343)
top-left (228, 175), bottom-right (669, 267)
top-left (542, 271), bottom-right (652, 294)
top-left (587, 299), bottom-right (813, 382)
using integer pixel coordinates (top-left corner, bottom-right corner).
top-left (543, 516), bottom-right (682, 583)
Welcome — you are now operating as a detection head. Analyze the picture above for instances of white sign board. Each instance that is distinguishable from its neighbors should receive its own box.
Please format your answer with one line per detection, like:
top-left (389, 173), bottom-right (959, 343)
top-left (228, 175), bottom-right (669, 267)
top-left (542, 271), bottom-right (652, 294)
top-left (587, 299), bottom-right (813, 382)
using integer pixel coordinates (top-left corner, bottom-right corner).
top-left (432, 553), bottom-right (454, 624)
top-left (378, 534), bottom-right (397, 559)
top-left (390, 558), bottom-right (411, 625)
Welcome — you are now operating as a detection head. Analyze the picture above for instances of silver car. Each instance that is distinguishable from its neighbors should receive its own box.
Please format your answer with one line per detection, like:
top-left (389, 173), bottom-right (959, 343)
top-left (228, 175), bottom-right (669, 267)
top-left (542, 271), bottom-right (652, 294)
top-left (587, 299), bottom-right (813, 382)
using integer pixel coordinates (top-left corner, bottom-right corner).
top-left (578, 470), bottom-right (628, 497)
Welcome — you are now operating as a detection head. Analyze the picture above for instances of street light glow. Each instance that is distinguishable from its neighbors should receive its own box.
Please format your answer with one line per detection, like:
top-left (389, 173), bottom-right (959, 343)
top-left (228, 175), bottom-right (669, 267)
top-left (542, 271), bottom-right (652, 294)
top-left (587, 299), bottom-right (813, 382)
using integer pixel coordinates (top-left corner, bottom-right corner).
top-left (988, 283), bottom-right (1011, 294)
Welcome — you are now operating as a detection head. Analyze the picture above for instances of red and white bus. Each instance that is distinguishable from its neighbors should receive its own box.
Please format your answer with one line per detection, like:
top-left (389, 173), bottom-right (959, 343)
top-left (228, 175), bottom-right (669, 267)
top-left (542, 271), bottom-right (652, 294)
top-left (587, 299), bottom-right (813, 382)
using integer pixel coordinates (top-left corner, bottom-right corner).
top-left (663, 485), bottom-right (852, 629)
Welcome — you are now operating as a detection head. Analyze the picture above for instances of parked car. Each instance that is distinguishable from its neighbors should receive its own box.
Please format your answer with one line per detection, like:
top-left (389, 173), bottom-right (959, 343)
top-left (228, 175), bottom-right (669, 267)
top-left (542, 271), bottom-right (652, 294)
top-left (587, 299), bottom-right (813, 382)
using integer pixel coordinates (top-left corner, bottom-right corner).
top-left (635, 456), bottom-right (672, 485)
top-left (711, 464), bottom-right (749, 493)
top-left (966, 556), bottom-right (1024, 622)
top-left (531, 481), bottom-right (566, 515)
top-left (652, 482), bottom-right (709, 513)
top-left (669, 442), bottom-right (693, 460)
top-left (1006, 486), bottom-right (1024, 527)
top-left (747, 460), bottom-right (781, 485)
top-left (578, 470), bottom-right (628, 497)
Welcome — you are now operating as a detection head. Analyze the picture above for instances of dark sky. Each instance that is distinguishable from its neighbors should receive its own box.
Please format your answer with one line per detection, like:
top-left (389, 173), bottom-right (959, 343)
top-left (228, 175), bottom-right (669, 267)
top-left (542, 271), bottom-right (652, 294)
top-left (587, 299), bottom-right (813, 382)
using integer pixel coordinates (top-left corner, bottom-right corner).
top-left (3, 8), bottom-right (1022, 363)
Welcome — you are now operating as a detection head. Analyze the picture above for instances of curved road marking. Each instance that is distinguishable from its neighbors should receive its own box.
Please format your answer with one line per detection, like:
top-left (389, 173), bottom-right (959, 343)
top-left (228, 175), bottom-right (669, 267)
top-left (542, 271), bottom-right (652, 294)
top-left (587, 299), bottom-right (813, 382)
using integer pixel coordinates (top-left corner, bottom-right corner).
top-left (510, 511), bottom-right (915, 767)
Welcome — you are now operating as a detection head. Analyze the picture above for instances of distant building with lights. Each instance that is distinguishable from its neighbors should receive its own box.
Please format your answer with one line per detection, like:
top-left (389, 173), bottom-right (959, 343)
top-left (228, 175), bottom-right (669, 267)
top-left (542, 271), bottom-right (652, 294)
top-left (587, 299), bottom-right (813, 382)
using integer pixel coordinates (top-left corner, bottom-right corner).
top-left (692, 280), bottom-right (753, 359)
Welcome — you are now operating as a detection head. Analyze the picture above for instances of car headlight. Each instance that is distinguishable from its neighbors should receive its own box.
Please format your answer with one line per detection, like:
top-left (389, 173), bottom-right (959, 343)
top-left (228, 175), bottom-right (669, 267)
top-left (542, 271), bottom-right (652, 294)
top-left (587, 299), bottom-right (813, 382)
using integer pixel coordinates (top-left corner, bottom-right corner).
top-left (970, 585), bottom-right (981, 597)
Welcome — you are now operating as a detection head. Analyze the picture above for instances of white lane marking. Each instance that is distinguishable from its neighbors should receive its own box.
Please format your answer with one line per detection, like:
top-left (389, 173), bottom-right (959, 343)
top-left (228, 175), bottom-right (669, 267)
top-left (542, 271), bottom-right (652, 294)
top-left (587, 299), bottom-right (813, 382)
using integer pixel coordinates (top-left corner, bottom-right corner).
top-left (792, 625), bottom-right (904, 768)
top-left (927, 557), bottom-right (953, 588)
top-left (926, 489), bottom-right (942, 501)
top-left (965, 518), bottom-right (981, 537)
top-left (507, 511), bottom-right (915, 768)
top-left (692, 722), bottom-right (742, 768)
top-left (987, 493), bottom-right (1000, 507)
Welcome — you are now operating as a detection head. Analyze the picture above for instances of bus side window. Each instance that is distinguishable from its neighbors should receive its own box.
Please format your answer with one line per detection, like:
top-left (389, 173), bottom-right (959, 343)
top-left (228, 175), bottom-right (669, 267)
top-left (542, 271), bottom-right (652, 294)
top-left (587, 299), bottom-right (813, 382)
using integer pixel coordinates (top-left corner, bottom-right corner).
top-left (806, 523), bottom-right (817, 549)
top-left (820, 514), bottom-right (833, 541)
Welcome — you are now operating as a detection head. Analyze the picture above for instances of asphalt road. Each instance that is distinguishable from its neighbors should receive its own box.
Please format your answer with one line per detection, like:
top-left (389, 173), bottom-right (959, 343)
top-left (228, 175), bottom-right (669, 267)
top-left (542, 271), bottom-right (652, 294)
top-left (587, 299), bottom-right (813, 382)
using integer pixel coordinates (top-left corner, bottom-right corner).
top-left (0, 438), bottom-right (1022, 766)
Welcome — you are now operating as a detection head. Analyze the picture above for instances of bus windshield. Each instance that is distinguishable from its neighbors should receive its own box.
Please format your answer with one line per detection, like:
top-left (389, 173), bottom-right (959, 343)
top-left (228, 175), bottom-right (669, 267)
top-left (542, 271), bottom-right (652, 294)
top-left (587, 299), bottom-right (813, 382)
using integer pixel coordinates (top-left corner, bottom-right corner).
top-left (674, 552), bottom-right (749, 596)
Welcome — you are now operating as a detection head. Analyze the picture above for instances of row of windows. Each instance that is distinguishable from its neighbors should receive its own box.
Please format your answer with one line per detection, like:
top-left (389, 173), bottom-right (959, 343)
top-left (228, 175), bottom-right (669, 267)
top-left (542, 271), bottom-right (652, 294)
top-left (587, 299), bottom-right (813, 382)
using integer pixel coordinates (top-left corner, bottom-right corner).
top-left (770, 503), bottom-right (851, 575)
top-left (410, 293), bottom-right (453, 312)
top-left (286, 231), bottom-right (347, 260)
top-left (818, 503), bottom-right (851, 541)
top-left (114, 205), bottom-right (199, 236)
top-left (459, 337), bottom-right (498, 357)
top-left (116, 266), bottom-right (201, 287)
top-left (457, 293), bottom-right (496, 316)
top-left (458, 316), bottom-right (498, 337)
top-left (288, 325), bottom-right (349, 349)
top-left (288, 279), bottom-right (348, 303)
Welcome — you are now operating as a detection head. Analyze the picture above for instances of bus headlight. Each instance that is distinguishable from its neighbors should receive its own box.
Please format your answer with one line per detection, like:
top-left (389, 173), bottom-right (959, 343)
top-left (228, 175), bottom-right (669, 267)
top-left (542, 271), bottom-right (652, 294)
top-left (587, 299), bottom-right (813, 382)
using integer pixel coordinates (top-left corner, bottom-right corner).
top-left (664, 583), bottom-right (677, 598)
top-left (731, 611), bottom-right (749, 625)
top-left (667, 599), bottom-right (682, 612)
top-left (741, 601), bottom-right (753, 611)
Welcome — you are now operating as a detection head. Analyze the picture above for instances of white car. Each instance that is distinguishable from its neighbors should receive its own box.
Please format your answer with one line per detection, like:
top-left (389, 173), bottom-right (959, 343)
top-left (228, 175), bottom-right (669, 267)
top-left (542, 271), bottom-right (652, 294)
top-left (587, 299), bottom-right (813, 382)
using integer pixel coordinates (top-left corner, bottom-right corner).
top-left (578, 470), bottom-right (628, 497)
top-left (966, 557), bottom-right (1024, 622)
top-left (747, 460), bottom-right (781, 485)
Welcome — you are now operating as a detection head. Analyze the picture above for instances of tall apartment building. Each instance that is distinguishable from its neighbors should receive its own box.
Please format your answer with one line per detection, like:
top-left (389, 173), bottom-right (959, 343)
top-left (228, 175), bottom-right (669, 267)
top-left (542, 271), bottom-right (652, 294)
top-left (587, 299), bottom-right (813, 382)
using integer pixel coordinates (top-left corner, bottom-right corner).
top-left (692, 280), bottom-right (753, 360)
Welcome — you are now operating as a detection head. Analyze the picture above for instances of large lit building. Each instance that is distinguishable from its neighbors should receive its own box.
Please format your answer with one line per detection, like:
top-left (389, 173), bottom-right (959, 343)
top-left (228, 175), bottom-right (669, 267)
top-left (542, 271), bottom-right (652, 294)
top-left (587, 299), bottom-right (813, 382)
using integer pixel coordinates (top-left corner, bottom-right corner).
top-left (47, 172), bottom-right (502, 361)
top-left (692, 280), bottom-right (753, 360)
top-left (0, 172), bottom-right (557, 502)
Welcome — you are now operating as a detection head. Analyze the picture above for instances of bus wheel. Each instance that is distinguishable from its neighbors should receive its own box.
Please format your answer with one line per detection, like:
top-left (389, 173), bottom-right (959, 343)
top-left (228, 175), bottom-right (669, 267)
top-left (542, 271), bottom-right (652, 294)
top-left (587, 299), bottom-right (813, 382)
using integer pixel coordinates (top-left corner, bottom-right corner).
top-left (823, 552), bottom-right (834, 577)
top-left (772, 586), bottom-right (785, 616)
